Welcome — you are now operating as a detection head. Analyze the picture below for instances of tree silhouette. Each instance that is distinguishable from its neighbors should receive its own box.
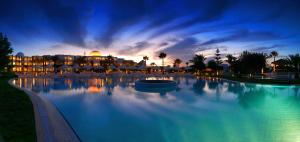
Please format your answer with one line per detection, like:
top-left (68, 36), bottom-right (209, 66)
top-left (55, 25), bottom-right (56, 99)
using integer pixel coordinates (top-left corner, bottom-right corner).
top-left (289, 54), bottom-right (300, 79)
top-left (207, 60), bottom-right (218, 70)
top-left (143, 56), bottom-right (149, 66)
top-left (226, 54), bottom-right (237, 66)
top-left (158, 52), bottom-right (167, 67)
top-left (224, 52), bottom-right (267, 75)
top-left (107, 55), bottom-right (114, 65)
top-left (226, 54), bottom-right (237, 73)
top-left (174, 58), bottom-right (182, 67)
top-left (190, 54), bottom-right (206, 72)
top-left (270, 51), bottom-right (279, 72)
top-left (215, 48), bottom-right (222, 65)
top-left (0, 33), bottom-right (13, 72)
top-left (239, 51), bottom-right (267, 74)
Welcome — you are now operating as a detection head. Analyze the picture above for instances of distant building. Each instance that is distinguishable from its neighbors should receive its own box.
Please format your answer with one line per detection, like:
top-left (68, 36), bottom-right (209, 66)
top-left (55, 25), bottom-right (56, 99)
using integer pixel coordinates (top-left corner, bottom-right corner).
top-left (271, 59), bottom-right (292, 72)
top-left (9, 51), bottom-right (137, 73)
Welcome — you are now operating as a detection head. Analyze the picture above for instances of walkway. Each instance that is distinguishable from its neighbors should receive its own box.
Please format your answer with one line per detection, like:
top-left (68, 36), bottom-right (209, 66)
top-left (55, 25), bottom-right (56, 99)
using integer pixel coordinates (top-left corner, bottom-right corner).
top-left (9, 79), bottom-right (80, 142)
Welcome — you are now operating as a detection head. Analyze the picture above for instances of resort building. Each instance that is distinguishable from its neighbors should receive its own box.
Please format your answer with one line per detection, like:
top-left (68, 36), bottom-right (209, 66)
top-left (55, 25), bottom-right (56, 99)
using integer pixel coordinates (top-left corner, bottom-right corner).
top-left (9, 51), bottom-right (138, 73)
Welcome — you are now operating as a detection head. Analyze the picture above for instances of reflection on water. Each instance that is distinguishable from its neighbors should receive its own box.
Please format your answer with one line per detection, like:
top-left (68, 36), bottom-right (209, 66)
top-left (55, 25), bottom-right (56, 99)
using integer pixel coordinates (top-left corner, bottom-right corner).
top-left (14, 77), bottom-right (300, 142)
top-left (134, 86), bottom-right (177, 96)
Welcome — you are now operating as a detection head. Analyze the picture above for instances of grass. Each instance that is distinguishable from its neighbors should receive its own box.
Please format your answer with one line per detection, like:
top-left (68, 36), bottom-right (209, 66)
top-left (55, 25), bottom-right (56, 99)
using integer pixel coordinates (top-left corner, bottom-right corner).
top-left (222, 76), bottom-right (300, 85)
top-left (0, 75), bottom-right (36, 142)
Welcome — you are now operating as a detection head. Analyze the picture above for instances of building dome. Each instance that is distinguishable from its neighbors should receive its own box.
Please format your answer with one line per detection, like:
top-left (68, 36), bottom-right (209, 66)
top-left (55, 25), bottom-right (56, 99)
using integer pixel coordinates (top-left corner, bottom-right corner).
top-left (89, 51), bottom-right (101, 56)
top-left (16, 52), bottom-right (24, 57)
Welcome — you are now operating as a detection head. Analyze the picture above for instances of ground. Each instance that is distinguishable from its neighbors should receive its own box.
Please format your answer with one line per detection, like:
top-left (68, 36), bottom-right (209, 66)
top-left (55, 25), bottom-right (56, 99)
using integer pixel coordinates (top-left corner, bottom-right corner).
top-left (0, 75), bottom-right (36, 142)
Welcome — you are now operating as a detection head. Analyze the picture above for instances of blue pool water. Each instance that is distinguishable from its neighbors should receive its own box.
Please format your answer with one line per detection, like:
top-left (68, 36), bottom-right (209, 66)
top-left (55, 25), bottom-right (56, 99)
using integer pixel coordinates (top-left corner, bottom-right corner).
top-left (14, 77), bottom-right (300, 142)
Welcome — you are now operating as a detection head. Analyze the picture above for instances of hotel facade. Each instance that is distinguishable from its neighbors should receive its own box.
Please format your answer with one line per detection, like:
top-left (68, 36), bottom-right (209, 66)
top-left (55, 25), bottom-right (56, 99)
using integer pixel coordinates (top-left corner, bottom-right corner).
top-left (9, 51), bottom-right (141, 73)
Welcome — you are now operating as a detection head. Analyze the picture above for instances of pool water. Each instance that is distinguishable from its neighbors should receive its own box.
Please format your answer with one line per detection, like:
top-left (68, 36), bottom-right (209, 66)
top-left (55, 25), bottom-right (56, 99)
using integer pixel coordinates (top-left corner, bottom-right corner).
top-left (14, 77), bottom-right (300, 142)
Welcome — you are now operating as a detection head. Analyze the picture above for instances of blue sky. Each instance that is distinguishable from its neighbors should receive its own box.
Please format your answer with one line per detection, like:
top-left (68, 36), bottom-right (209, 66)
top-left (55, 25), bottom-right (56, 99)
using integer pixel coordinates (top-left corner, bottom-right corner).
top-left (0, 0), bottom-right (300, 65)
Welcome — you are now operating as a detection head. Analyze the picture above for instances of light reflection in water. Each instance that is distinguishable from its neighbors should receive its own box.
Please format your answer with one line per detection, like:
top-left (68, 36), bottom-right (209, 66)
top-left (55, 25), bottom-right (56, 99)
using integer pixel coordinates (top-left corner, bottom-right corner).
top-left (14, 77), bottom-right (300, 142)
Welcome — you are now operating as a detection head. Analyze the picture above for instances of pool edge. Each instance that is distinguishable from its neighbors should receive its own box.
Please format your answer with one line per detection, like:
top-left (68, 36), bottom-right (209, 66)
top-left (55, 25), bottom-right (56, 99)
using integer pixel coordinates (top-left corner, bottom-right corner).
top-left (8, 78), bottom-right (81, 142)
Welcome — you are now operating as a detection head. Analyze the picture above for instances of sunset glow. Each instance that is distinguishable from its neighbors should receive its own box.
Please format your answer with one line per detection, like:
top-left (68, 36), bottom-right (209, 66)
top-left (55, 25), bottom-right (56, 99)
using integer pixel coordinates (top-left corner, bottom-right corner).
top-left (1, 0), bottom-right (300, 65)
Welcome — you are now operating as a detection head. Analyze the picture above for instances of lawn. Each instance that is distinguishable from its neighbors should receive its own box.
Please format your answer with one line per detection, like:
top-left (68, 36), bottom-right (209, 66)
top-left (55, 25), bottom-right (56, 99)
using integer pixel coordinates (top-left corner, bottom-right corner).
top-left (0, 76), bottom-right (36, 142)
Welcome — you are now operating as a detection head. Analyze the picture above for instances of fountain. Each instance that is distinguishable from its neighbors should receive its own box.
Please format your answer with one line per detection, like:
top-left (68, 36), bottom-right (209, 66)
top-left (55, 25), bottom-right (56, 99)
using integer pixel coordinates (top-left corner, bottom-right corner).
top-left (135, 80), bottom-right (177, 94)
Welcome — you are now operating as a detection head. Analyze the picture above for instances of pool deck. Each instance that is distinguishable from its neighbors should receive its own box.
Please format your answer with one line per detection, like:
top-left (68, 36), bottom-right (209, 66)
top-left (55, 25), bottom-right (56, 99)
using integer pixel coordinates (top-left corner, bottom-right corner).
top-left (8, 79), bottom-right (80, 142)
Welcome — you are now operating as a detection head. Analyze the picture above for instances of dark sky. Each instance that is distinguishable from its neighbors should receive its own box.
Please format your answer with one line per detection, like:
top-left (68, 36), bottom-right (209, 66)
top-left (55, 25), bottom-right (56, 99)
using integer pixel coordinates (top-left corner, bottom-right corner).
top-left (1, 0), bottom-right (300, 64)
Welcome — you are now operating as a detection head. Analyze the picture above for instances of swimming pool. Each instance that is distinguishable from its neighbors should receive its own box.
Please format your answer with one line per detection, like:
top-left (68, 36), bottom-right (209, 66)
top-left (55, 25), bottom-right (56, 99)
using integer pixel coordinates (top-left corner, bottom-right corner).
top-left (14, 77), bottom-right (300, 142)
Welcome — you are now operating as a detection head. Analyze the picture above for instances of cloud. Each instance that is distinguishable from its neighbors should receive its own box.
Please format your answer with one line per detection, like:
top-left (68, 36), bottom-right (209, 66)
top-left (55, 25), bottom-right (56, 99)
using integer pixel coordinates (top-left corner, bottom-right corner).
top-left (240, 0), bottom-right (300, 22)
top-left (0, 0), bottom-right (90, 46)
top-left (148, 0), bottom-right (237, 39)
top-left (117, 41), bottom-right (152, 56)
top-left (96, 0), bottom-right (238, 46)
top-left (1, 0), bottom-right (300, 60)
top-left (95, 0), bottom-right (164, 47)
top-left (159, 42), bottom-right (169, 47)
top-left (162, 37), bottom-right (199, 61)
top-left (251, 44), bottom-right (284, 52)
top-left (199, 29), bottom-right (285, 46)
top-left (161, 37), bottom-right (230, 62)
top-left (37, 0), bottom-right (90, 46)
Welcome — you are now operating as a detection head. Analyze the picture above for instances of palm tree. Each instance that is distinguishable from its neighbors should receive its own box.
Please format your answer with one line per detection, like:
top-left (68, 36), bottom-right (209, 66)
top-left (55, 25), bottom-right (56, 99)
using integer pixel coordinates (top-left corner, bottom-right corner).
top-left (143, 56), bottom-right (149, 66)
top-left (174, 58), bottom-right (182, 67)
top-left (270, 51), bottom-right (279, 72)
top-left (186, 62), bottom-right (189, 67)
top-left (226, 54), bottom-right (237, 73)
top-left (289, 54), bottom-right (300, 79)
top-left (158, 52), bottom-right (167, 67)
top-left (190, 54), bottom-right (206, 73)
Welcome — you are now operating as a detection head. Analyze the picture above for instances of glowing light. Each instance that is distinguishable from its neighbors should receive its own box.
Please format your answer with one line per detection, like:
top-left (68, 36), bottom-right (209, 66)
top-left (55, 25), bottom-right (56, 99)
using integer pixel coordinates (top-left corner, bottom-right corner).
top-left (89, 51), bottom-right (101, 56)
top-left (88, 86), bottom-right (103, 93)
